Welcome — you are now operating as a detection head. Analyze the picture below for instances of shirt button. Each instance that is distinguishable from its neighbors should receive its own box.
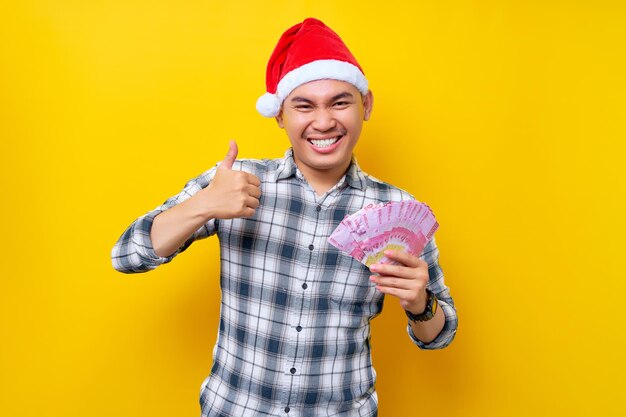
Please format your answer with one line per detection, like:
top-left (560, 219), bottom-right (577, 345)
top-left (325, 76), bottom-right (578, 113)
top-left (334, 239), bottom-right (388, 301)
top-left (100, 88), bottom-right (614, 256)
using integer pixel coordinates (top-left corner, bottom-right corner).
top-left (302, 283), bottom-right (308, 290)
top-left (296, 326), bottom-right (302, 332)
top-left (316, 205), bottom-right (322, 212)
top-left (285, 407), bottom-right (290, 413)
top-left (308, 244), bottom-right (314, 250)
top-left (290, 367), bottom-right (296, 374)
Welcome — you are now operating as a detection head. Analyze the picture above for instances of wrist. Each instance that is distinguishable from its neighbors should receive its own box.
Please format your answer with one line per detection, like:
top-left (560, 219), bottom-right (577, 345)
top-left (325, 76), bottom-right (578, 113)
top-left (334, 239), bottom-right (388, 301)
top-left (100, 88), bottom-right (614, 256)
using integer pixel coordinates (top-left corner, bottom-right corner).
top-left (191, 187), bottom-right (220, 220)
top-left (407, 299), bottom-right (427, 316)
top-left (405, 290), bottom-right (438, 322)
top-left (406, 289), bottom-right (429, 315)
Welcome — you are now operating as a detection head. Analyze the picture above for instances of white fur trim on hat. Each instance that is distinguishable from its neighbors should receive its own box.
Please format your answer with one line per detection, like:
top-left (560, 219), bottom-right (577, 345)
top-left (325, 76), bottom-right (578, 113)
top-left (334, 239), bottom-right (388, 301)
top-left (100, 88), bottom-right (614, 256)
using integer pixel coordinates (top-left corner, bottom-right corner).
top-left (256, 59), bottom-right (369, 117)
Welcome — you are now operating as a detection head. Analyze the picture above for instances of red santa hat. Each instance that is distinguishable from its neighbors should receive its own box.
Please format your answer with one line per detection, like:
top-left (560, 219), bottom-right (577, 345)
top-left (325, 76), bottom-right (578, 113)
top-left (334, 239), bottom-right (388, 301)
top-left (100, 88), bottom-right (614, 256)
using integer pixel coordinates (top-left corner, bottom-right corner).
top-left (256, 18), bottom-right (369, 117)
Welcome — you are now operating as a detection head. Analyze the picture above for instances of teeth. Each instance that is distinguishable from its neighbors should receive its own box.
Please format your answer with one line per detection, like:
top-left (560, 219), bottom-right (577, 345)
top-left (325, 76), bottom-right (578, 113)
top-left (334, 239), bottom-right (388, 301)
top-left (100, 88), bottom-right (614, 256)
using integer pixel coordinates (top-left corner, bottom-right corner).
top-left (310, 137), bottom-right (339, 148)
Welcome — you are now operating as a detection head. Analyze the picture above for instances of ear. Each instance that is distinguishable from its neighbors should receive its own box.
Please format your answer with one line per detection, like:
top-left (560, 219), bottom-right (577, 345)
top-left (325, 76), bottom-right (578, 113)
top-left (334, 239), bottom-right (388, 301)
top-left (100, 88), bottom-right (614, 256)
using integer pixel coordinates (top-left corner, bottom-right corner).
top-left (275, 111), bottom-right (284, 128)
top-left (363, 90), bottom-right (374, 121)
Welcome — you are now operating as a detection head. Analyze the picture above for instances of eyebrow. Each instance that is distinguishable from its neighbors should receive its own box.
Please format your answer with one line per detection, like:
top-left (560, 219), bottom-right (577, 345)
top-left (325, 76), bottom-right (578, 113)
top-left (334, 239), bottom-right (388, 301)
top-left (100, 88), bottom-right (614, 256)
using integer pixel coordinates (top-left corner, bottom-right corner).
top-left (288, 92), bottom-right (355, 104)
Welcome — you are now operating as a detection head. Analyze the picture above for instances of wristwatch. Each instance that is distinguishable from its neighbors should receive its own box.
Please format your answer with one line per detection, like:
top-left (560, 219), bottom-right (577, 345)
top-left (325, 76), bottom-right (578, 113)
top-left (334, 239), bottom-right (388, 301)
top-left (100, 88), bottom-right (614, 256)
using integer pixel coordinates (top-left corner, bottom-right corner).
top-left (405, 289), bottom-right (438, 322)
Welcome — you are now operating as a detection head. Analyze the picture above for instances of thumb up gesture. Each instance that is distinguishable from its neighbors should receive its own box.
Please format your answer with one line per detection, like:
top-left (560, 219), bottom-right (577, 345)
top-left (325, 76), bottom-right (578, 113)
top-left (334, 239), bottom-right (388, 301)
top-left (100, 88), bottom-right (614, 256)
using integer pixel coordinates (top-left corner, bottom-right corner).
top-left (204, 140), bottom-right (262, 219)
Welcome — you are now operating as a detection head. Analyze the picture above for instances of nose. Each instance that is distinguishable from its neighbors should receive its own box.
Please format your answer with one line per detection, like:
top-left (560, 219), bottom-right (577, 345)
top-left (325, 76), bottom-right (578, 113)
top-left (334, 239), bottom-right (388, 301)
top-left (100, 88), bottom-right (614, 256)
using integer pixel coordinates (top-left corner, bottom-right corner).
top-left (310, 108), bottom-right (337, 132)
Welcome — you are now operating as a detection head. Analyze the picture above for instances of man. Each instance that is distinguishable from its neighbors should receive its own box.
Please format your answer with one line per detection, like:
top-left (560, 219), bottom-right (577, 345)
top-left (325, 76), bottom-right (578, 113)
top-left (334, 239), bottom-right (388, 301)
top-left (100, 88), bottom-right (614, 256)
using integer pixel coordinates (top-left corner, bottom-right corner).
top-left (112, 18), bottom-right (457, 417)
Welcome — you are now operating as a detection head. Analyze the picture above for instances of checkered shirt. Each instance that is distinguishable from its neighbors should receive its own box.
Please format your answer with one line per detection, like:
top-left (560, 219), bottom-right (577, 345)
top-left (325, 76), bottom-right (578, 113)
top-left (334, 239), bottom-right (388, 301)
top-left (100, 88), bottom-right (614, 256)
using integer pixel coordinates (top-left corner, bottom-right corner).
top-left (112, 148), bottom-right (457, 417)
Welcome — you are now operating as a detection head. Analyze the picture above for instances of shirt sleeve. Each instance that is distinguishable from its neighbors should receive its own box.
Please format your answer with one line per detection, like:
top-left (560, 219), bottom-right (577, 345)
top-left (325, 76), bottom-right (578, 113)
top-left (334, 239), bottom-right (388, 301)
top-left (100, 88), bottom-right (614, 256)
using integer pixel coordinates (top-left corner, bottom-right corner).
top-left (407, 236), bottom-right (458, 349)
top-left (111, 166), bottom-right (219, 273)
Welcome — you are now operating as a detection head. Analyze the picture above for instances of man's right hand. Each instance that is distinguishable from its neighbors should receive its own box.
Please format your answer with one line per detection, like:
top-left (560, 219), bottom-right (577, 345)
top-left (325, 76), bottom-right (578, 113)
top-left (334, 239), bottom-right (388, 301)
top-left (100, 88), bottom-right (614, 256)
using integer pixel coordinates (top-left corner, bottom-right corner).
top-left (201, 140), bottom-right (262, 219)
top-left (150, 140), bottom-right (261, 257)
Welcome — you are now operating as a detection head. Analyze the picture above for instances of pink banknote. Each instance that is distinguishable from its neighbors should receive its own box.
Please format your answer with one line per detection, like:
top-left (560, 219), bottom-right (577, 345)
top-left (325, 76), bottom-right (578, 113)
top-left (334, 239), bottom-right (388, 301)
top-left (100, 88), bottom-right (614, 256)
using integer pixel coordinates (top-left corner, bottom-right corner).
top-left (328, 200), bottom-right (438, 267)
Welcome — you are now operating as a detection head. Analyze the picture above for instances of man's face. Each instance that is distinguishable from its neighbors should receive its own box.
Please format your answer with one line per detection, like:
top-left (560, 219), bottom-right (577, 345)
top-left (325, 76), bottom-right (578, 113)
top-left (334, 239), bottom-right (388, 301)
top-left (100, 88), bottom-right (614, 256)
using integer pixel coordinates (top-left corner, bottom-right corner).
top-left (276, 79), bottom-right (373, 181)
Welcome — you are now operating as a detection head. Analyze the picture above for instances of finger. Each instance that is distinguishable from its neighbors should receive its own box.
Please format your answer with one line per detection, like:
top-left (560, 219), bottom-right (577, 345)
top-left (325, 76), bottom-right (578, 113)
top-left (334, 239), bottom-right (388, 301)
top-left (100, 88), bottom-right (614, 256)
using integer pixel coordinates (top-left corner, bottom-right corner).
top-left (218, 140), bottom-right (238, 170)
top-left (373, 284), bottom-right (414, 300)
top-left (383, 249), bottom-right (425, 268)
top-left (245, 184), bottom-right (262, 199)
top-left (245, 173), bottom-right (261, 186)
top-left (240, 207), bottom-right (256, 218)
top-left (246, 196), bottom-right (260, 209)
top-left (369, 263), bottom-right (416, 279)
top-left (370, 274), bottom-right (415, 290)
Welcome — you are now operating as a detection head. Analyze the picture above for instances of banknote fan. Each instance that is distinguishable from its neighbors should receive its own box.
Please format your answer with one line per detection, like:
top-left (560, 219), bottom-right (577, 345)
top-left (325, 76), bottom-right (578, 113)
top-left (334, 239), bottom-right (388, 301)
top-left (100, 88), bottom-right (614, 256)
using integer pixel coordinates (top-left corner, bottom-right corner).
top-left (328, 200), bottom-right (438, 266)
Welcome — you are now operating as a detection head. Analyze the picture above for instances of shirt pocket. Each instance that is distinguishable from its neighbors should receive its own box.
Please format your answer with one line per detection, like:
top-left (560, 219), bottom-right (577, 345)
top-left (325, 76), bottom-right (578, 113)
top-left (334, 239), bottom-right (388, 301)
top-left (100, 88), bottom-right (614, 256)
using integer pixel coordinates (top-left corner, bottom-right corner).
top-left (327, 255), bottom-right (382, 319)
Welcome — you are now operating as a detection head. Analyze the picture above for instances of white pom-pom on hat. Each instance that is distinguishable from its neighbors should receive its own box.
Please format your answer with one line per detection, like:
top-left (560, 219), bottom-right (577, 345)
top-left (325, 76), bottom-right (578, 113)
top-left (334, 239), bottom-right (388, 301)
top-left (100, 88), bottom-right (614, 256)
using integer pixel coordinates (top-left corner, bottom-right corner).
top-left (256, 92), bottom-right (282, 117)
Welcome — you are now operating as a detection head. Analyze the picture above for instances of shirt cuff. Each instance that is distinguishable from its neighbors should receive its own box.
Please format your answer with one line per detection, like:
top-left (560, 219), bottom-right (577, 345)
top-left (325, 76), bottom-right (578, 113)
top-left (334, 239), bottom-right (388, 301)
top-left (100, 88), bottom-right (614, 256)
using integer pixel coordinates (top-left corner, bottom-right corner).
top-left (129, 210), bottom-right (177, 270)
top-left (407, 299), bottom-right (458, 350)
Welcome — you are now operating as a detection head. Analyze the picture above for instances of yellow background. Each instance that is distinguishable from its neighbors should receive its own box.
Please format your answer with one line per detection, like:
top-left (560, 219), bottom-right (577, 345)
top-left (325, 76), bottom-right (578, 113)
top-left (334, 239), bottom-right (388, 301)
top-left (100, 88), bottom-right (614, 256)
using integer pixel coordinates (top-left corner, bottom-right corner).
top-left (1, 1), bottom-right (625, 416)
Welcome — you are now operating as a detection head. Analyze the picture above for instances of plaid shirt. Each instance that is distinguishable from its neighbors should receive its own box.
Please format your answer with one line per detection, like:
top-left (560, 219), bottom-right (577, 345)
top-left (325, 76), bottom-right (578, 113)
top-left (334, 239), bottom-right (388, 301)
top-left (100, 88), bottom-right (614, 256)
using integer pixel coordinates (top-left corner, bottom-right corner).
top-left (112, 149), bottom-right (457, 417)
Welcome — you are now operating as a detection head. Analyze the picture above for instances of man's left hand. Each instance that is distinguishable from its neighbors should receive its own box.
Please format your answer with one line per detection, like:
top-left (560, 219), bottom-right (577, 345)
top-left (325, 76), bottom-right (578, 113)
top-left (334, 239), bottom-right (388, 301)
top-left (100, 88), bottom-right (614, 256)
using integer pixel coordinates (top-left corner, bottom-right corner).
top-left (369, 250), bottom-right (429, 314)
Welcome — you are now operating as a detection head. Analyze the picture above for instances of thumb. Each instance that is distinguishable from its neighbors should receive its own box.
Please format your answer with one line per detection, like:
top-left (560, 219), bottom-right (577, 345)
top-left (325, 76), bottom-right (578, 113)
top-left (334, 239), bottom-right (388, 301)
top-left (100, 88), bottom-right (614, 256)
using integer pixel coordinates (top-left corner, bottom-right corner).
top-left (219, 140), bottom-right (238, 170)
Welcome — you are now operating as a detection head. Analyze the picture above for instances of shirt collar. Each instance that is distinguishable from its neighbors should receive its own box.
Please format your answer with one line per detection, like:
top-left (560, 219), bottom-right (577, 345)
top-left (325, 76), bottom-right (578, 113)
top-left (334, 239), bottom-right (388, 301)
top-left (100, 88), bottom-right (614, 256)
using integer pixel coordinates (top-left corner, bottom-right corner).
top-left (274, 148), bottom-right (367, 191)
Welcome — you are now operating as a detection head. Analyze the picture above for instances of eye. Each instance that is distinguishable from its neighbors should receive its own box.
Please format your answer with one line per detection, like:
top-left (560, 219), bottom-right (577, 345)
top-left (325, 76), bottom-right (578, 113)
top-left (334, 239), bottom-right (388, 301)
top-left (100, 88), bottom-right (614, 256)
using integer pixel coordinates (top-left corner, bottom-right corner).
top-left (333, 101), bottom-right (351, 108)
top-left (294, 104), bottom-right (313, 111)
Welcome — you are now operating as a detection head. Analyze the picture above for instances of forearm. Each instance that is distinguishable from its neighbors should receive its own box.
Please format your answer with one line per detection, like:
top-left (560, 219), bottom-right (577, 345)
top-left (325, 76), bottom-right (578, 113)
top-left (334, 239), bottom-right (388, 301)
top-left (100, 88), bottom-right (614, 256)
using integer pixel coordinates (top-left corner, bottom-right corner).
top-left (408, 302), bottom-right (445, 344)
top-left (111, 165), bottom-right (223, 273)
top-left (151, 191), bottom-right (215, 257)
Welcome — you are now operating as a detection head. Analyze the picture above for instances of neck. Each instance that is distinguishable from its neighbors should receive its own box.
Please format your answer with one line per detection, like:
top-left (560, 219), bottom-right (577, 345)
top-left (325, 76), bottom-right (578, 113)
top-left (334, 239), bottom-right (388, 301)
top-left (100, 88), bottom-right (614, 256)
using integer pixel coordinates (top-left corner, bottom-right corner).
top-left (295, 159), bottom-right (352, 197)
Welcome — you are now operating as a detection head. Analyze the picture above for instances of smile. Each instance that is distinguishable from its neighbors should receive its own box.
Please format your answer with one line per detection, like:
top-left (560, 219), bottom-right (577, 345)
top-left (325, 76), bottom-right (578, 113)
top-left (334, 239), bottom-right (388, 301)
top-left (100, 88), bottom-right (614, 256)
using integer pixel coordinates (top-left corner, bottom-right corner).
top-left (308, 136), bottom-right (342, 148)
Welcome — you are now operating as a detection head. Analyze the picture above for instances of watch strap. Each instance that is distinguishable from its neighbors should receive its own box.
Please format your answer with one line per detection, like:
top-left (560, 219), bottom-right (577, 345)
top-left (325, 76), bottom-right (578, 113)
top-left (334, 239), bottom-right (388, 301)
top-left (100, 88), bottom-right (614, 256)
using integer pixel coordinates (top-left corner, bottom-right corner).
top-left (405, 290), bottom-right (438, 322)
